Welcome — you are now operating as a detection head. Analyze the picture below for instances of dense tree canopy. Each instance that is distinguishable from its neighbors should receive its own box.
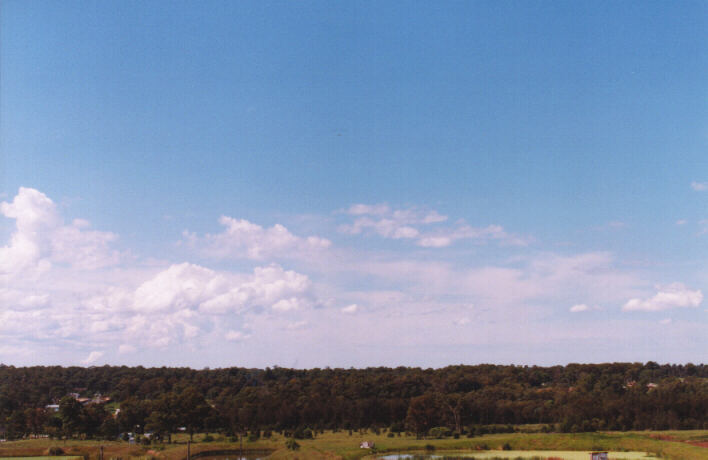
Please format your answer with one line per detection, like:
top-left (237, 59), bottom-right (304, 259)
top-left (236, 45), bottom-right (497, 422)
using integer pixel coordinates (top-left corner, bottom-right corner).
top-left (0, 363), bottom-right (705, 440)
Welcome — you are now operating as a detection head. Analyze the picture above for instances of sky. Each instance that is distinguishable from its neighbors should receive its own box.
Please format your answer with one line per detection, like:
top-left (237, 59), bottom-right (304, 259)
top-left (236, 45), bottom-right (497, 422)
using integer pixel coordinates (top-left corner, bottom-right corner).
top-left (1, 1), bottom-right (707, 368)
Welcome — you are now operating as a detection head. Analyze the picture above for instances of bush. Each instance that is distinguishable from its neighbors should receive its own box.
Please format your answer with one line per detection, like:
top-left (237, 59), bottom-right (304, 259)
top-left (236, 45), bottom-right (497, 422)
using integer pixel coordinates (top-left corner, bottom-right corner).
top-left (425, 444), bottom-right (435, 452)
top-left (502, 442), bottom-right (512, 451)
top-left (292, 427), bottom-right (313, 439)
top-left (428, 426), bottom-right (451, 439)
top-left (285, 438), bottom-right (300, 450)
top-left (248, 432), bottom-right (260, 442)
top-left (48, 447), bottom-right (65, 456)
top-left (389, 422), bottom-right (404, 433)
top-left (387, 432), bottom-right (395, 438)
top-left (202, 434), bottom-right (214, 442)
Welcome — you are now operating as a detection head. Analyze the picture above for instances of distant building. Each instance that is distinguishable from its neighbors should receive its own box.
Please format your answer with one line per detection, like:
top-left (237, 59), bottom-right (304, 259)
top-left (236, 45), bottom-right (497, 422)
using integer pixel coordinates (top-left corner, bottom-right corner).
top-left (360, 441), bottom-right (375, 449)
top-left (46, 404), bottom-right (60, 412)
top-left (590, 452), bottom-right (608, 460)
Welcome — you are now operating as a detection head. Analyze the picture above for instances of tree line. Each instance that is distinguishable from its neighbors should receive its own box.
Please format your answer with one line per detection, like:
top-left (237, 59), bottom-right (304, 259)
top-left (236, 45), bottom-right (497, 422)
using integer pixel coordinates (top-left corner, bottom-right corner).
top-left (0, 362), bottom-right (706, 440)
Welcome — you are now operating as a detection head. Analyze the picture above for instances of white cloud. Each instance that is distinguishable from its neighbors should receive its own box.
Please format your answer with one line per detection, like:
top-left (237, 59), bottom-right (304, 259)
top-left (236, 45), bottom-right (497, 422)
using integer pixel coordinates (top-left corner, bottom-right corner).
top-left (569, 304), bottom-right (601, 313)
top-left (346, 203), bottom-right (390, 216)
top-left (81, 351), bottom-right (104, 365)
top-left (417, 236), bottom-right (452, 248)
top-left (676, 219), bottom-right (687, 226)
top-left (118, 344), bottom-right (136, 354)
top-left (199, 264), bottom-right (312, 314)
top-left (0, 187), bottom-right (120, 277)
top-left (691, 181), bottom-right (708, 191)
top-left (340, 204), bottom-right (445, 240)
top-left (286, 320), bottom-right (308, 330)
top-left (225, 330), bottom-right (249, 341)
top-left (417, 224), bottom-right (526, 248)
top-left (340, 203), bottom-right (525, 248)
top-left (660, 318), bottom-right (672, 325)
top-left (4, 188), bottom-right (704, 367)
top-left (183, 216), bottom-right (330, 260)
top-left (623, 283), bottom-right (703, 311)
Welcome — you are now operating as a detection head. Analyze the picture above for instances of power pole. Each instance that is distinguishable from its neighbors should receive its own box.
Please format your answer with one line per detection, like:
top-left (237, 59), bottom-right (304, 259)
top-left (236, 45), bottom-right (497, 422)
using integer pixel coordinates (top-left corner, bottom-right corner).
top-left (187, 440), bottom-right (191, 460)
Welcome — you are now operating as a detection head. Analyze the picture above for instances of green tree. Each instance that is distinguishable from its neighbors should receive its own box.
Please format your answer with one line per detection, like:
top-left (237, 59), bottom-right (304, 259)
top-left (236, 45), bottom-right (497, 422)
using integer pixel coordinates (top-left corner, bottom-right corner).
top-left (178, 386), bottom-right (212, 441)
top-left (59, 396), bottom-right (84, 439)
top-left (145, 392), bottom-right (180, 443)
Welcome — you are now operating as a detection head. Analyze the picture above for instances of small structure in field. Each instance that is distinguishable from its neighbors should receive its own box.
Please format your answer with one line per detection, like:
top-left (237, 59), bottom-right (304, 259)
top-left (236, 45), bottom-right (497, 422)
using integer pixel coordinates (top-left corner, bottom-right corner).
top-left (360, 441), bottom-right (375, 449)
top-left (590, 452), bottom-right (608, 460)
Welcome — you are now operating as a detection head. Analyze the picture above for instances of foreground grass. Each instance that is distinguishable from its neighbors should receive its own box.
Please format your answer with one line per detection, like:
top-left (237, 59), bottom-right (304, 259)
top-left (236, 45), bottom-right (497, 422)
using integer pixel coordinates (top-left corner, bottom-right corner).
top-left (1, 430), bottom-right (706, 460)
top-left (0, 457), bottom-right (83, 460)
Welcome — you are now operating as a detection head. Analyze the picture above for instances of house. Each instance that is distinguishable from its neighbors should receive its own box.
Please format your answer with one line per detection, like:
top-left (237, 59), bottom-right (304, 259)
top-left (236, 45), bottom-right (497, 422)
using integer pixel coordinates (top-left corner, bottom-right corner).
top-left (45, 404), bottom-right (60, 412)
top-left (590, 452), bottom-right (608, 460)
top-left (359, 441), bottom-right (375, 449)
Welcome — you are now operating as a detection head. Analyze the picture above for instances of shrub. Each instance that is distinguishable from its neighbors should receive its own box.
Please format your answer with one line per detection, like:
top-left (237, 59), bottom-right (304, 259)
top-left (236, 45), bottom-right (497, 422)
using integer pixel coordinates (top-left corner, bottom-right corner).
top-left (202, 434), bottom-right (214, 442)
top-left (387, 432), bottom-right (395, 438)
top-left (285, 438), bottom-right (300, 450)
top-left (292, 427), bottom-right (313, 439)
top-left (48, 447), bottom-right (65, 456)
top-left (389, 422), bottom-right (404, 433)
top-left (502, 442), bottom-right (512, 450)
top-left (425, 444), bottom-right (435, 452)
top-left (428, 426), bottom-right (451, 439)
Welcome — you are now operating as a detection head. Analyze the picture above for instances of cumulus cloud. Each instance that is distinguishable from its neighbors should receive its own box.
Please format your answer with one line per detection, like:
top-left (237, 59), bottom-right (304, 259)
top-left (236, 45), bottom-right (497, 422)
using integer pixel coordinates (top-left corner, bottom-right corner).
top-left (225, 330), bottom-right (250, 341)
top-left (341, 304), bottom-right (358, 314)
top-left (346, 203), bottom-right (390, 216)
top-left (340, 203), bottom-right (525, 248)
top-left (87, 263), bottom-right (315, 347)
top-left (286, 320), bottom-right (308, 330)
top-left (623, 283), bottom-right (703, 312)
top-left (569, 304), bottom-right (601, 313)
top-left (691, 181), bottom-right (708, 191)
top-left (81, 351), bottom-right (104, 365)
top-left (0, 187), bottom-right (120, 277)
top-left (340, 204), bottom-right (445, 239)
top-left (183, 216), bottom-right (330, 260)
top-left (417, 224), bottom-right (526, 248)
top-left (118, 344), bottom-right (136, 354)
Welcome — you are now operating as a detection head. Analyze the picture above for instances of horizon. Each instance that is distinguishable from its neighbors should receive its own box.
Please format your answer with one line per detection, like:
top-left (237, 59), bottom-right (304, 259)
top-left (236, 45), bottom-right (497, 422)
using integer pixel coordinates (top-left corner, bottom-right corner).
top-left (0, 361), bottom-right (703, 371)
top-left (1, 1), bottom-right (707, 368)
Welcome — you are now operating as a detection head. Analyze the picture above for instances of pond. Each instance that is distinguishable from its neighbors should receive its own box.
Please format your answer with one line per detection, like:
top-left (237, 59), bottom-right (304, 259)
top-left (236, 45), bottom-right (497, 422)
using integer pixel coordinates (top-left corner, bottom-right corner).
top-left (375, 451), bottom-right (660, 460)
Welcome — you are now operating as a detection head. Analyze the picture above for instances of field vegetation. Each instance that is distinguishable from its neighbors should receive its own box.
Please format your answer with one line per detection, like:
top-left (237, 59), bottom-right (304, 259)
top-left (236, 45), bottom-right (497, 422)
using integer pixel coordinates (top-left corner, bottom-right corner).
top-left (1, 430), bottom-right (707, 460)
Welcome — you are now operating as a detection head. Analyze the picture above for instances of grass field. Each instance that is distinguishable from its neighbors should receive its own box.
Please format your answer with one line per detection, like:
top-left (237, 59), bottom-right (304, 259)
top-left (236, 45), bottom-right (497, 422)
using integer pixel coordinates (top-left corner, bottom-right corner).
top-left (1, 430), bottom-right (706, 460)
top-left (374, 452), bottom-right (660, 460)
top-left (0, 457), bottom-right (83, 460)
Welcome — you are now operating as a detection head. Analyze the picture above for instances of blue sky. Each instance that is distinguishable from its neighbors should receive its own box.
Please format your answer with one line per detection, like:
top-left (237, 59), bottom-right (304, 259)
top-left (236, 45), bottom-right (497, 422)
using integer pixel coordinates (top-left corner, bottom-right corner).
top-left (1, 1), bottom-right (707, 367)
